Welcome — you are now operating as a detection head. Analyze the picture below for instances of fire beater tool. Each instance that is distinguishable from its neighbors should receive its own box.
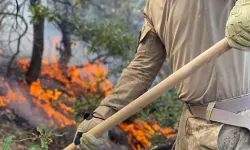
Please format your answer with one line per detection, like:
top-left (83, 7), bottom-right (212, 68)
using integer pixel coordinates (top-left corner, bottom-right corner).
top-left (64, 38), bottom-right (230, 150)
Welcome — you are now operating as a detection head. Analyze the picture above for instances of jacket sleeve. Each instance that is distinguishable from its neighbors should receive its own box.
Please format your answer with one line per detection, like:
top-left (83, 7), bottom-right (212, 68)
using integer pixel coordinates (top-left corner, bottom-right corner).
top-left (93, 9), bottom-right (167, 120)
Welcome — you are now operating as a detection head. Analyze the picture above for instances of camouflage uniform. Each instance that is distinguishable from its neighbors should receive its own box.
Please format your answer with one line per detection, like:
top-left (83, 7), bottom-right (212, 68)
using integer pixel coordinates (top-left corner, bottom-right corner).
top-left (94, 0), bottom-right (250, 149)
top-left (76, 0), bottom-right (250, 149)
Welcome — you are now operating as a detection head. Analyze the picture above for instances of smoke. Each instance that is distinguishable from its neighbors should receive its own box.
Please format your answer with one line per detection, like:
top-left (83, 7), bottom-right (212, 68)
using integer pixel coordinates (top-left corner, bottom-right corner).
top-left (4, 80), bottom-right (51, 127)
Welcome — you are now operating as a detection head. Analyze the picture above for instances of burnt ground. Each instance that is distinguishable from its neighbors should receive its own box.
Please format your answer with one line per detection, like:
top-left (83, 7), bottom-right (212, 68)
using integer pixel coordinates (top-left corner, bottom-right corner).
top-left (0, 108), bottom-right (72, 150)
top-left (0, 107), bottom-right (176, 150)
top-left (0, 107), bottom-right (133, 150)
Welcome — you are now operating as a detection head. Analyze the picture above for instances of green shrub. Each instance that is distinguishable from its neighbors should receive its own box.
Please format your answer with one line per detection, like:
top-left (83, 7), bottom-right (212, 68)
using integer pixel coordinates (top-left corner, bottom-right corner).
top-left (2, 126), bottom-right (62, 150)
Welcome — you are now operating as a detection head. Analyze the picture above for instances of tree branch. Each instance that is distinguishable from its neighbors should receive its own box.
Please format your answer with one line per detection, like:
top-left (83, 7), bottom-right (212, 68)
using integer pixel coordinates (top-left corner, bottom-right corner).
top-left (53, 0), bottom-right (72, 6)
top-left (1, 13), bottom-right (28, 76)
top-left (15, 0), bottom-right (19, 30)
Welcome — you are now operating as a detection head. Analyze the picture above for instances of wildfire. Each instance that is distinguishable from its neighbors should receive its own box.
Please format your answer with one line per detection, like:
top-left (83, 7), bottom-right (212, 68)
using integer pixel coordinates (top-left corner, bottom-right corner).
top-left (0, 37), bottom-right (176, 149)
top-left (0, 78), bottom-right (26, 106)
top-left (0, 52), bottom-right (113, 127)
top-left (119, 120), bottom-right (176, 150)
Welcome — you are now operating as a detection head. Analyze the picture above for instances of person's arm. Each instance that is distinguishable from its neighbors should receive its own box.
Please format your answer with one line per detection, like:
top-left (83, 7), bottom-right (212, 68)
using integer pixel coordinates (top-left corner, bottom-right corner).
top-left (93, 0), bottom-right (163, 120)
top-left (75, 12), bottom-right (167, 150)
top-left (226, 0), bottom-right (250, 50)
top-left (94, 21), bottom-right (166, 120)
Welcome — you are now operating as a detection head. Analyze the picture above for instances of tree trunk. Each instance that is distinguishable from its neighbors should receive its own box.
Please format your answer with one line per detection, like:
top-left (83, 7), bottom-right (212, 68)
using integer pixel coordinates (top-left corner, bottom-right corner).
top-left (26, 0), bottom-right (44, 84)
top-left (58, 21), bottom-right (72, 69)
top-left (58, 1), bottom-right (72, 69)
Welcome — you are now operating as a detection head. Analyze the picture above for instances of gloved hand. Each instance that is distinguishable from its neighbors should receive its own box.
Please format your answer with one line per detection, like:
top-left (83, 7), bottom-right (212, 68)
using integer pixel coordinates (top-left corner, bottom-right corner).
top-left (74, 115), bottom-right (107, 150)
top-left (74, 106), bottom-right (116, 150)
top-left (226, 0), bottom-right (250, 50)
top-left (77, 132), bottom-right (107, 150)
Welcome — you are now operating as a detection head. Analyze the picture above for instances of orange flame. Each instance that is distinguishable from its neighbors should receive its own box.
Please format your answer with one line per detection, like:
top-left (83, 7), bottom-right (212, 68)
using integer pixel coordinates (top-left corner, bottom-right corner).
top-left (119, 120), bottom-right (176, 150)
top-left (0, 44), bottom-right (113, 127)
top-left (0, 36), bottom-right (174, 149)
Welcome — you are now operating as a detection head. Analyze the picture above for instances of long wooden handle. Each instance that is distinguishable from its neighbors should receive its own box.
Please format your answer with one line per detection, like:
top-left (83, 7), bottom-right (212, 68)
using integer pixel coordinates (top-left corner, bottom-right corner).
top-left (64, 38), bottom-right (230, 150)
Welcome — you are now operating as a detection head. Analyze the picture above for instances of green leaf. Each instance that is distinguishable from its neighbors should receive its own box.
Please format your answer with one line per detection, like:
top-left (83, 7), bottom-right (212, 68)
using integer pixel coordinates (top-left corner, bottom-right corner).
top-left (2, 136), bottom-right (12, 150)
top-left (36, 126), bottom-right (43, 134)
top-left (40, 137), bottom-right (48, 149)
top-left (74, 0), bottom-right (85, 7)
top-left (28, 145), bottom-right (43, 150)
top-left (76, 12), bottom-right (81, 18)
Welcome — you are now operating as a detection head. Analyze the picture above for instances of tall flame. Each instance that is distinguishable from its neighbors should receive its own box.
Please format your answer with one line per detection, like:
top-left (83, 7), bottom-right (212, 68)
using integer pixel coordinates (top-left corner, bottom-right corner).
top-left (0, 49), bottom-right (113, 127)
top-left (0, 37), bottom-right (175, 149)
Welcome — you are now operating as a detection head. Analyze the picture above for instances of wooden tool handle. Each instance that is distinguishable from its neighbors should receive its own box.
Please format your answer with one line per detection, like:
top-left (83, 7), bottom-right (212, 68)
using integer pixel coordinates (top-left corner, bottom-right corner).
top-left (64, 144), bottom-right (76, 150)
top-left (64, 38), bottom-right (230, 150)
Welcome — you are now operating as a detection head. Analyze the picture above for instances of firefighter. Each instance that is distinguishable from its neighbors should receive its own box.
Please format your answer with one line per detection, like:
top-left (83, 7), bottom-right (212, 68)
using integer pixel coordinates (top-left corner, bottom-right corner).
top-left (74, 0), bottom-right (250, 149)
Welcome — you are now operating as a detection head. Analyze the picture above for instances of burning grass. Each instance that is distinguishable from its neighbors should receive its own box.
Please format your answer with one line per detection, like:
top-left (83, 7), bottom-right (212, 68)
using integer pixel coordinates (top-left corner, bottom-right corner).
top-left (119, 120), bottom-right (176, 150)
top-left (0, 53), bottom-right (177, 149)
top-left (0, 55), bottom-right (113, 128)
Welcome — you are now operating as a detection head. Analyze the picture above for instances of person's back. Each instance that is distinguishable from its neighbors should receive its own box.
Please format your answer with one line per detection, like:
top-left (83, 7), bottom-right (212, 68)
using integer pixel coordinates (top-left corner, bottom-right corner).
top-left (144, 0), bottom-right (250, 149)
top-left (146, 0), bottom-right (250, 103)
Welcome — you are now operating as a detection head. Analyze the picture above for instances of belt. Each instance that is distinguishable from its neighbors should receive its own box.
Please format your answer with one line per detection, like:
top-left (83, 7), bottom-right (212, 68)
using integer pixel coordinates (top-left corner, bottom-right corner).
top-left (188, 94), bottom-right (250, 130)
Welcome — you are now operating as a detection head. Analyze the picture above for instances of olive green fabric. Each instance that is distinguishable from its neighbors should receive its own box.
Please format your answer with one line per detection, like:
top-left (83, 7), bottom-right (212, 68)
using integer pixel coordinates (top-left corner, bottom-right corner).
top-left (142, 0), bottom-right (250, 149)
top-left (76, 30), bottom-right (166, 149)
top-left (96, 28), bottom-right (166, 113)
top-left (77, 0), bottom-right (250, 149)
top-left (226, 0), bottom-right (250, 50)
